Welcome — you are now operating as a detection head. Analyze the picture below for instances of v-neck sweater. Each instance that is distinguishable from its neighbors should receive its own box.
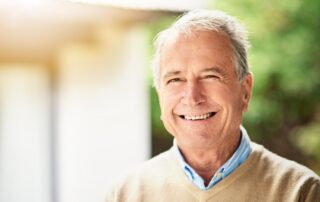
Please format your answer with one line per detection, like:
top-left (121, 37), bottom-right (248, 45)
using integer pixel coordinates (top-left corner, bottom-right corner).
top-left (106, 143), bottom-right (320, 202)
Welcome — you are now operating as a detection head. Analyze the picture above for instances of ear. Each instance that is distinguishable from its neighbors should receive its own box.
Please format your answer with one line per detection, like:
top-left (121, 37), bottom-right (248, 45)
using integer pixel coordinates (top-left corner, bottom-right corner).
top-left (241, 73), bottom-right (253, 112)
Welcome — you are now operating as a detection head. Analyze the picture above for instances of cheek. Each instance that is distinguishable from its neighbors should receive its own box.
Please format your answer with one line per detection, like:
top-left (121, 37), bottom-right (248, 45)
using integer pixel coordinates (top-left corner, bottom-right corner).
top-left (206, 84), bottom-right (243, 109)
top-left (159, 86), bottom-right (184, 105)
top-left (204, 84), bottom-right (231, 101)
top-left (159, 91), bottom-right (180, 116)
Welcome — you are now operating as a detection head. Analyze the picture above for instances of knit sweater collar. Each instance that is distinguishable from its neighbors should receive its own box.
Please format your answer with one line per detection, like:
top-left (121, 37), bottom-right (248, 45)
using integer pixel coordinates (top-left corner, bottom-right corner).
top-left (169, 142), bottom-right (263, 201)
top-left (172, 126), bottom-right (252, 190)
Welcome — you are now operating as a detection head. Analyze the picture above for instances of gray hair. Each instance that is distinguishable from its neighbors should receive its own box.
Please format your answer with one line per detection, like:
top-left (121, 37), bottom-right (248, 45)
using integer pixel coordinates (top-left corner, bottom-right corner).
top-left (151, 9), bottom-right (250, 89)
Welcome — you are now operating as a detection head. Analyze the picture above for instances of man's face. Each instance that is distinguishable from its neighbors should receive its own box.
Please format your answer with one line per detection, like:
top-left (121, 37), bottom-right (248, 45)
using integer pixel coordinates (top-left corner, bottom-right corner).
top-left (157, 31), bottom-right (252, 150)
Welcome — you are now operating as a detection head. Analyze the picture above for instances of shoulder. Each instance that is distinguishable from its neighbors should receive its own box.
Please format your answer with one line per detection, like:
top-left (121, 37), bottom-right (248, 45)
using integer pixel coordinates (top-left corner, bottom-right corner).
top-left (106, 148), bottom-right (177, 202)
top-left (252, 142), bottom-right (319, 180)
top-left (131, 148), bottom-right (175, 177)
top-left (250, 142), bottom-right (320, 200)
top-left (120, 148), bottom-right (175, 183)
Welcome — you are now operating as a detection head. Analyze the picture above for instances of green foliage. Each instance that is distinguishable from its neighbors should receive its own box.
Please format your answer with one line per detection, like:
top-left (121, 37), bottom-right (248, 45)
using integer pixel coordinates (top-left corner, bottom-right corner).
top-left (293, 124), bottom-right (320, 162)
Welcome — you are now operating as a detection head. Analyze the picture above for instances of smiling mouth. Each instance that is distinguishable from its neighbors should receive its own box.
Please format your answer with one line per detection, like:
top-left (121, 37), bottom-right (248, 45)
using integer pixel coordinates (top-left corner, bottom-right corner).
top-left (179, 112), bottom-right (216, 121)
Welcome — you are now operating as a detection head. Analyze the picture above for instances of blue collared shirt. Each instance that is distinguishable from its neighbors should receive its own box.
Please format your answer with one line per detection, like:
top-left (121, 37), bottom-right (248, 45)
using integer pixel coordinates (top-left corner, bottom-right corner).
top-left (173, 126), bottom-right (252, 190)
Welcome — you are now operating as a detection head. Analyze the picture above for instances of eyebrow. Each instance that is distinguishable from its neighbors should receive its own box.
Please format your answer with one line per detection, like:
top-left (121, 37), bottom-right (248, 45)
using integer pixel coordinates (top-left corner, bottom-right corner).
top-left (162, 70), bottom-right (182, 80)
top-left (161, 66), bottom-right (227, 80)
top-left (202, 66), bottom-right (227, 77)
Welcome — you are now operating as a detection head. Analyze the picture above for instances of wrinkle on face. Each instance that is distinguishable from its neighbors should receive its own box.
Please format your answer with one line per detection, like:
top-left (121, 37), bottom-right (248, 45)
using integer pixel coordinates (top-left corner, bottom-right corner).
top-left (158, 30), bottom-right (252, 152)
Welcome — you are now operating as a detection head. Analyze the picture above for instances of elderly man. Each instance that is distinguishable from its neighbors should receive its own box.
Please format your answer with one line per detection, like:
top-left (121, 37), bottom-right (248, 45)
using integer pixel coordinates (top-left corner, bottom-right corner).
top-left (106, 10), bottom-right (320, 201)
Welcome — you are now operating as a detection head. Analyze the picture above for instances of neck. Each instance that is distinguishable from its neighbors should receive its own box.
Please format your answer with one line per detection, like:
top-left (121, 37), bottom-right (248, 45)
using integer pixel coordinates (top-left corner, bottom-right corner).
top-left (178, 134), bottom-right (241, 185)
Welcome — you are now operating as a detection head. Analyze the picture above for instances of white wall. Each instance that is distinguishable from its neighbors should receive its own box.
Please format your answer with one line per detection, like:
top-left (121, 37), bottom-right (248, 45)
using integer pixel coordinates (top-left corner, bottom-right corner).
top-left (0, 24), bottom-right (150, 202)
top-left (57, 25), bottom-right (150, 202)
top-left (0, 65), bottom-right (51, 202)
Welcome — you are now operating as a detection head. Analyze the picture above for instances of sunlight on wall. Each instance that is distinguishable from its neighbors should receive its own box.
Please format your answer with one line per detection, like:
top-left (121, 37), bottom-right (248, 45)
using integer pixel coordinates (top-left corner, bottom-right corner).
top-left (57, 25), bottom-right (150, 202)
top-left (0, 1), bottom-right (170, 201)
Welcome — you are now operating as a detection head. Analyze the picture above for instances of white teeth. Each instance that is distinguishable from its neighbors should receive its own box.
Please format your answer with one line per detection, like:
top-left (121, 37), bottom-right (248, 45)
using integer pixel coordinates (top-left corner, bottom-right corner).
top-left (184, 113), bottom-right (212, 120)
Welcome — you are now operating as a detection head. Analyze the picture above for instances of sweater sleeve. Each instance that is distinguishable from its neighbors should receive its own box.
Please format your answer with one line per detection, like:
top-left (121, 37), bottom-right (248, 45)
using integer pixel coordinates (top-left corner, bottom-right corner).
top-left (299, 178), bottom-right (320, 202)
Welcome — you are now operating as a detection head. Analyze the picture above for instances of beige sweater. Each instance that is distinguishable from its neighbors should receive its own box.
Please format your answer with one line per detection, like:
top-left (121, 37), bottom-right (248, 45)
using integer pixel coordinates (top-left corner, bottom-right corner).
top-left (106, 143), bottom-right (320, 202)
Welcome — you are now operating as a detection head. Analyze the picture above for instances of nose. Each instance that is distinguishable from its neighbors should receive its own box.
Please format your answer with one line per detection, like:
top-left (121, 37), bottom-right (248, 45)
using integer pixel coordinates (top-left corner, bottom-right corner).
top-left (181, 82), bottom-right (205, 106)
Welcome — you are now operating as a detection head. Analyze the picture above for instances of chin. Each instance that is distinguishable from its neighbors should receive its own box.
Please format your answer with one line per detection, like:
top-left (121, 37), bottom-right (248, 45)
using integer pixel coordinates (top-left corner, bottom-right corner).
top-left (180, 134), bottom-right (216, 147)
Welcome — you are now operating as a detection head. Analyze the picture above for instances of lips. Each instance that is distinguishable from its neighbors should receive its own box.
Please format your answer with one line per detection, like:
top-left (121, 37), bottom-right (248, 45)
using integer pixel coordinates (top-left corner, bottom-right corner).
top-left (178, 112), bottom-right (216, 121)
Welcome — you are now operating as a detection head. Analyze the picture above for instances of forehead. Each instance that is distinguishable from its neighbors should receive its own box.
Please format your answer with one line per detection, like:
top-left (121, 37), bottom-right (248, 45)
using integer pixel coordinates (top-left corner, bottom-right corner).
top-left (159, 30), bottom-right (235, 76)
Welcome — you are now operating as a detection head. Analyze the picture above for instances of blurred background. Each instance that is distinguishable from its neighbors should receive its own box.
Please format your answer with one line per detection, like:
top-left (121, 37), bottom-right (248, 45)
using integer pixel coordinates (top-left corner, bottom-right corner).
top-left (0, 0), bottom-right (319, 202)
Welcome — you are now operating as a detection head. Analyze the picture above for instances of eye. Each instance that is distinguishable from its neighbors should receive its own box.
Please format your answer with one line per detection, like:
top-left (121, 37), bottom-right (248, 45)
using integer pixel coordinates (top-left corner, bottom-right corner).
top-left (167, 78), bottom-right (181, 84)
top-left (203, 75), bottom-right (219, 79)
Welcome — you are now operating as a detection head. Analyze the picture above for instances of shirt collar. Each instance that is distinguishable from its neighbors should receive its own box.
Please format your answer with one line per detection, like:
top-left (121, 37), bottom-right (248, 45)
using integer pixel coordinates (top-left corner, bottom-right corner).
top-left (173, 125), bottom-right (252, 190)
